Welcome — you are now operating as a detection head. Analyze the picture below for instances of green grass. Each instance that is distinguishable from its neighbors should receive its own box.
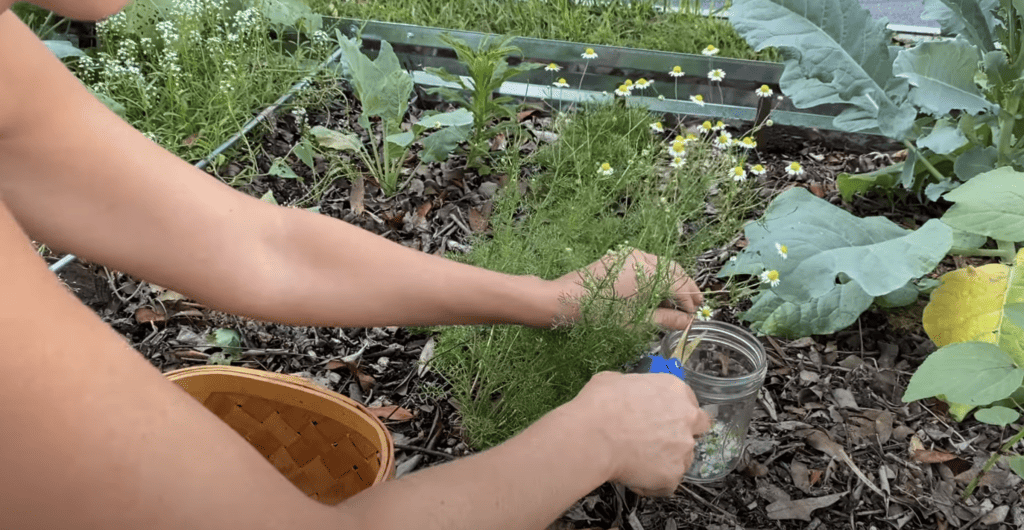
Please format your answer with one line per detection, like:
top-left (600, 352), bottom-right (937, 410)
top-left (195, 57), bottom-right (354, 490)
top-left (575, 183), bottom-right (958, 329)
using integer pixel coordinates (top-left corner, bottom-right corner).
top-left (310, 0), bottom-right (769, 61)
top-left (16, 0), bottom-right (336, 162)
top-left (429, 103), bottom-right (761, 449)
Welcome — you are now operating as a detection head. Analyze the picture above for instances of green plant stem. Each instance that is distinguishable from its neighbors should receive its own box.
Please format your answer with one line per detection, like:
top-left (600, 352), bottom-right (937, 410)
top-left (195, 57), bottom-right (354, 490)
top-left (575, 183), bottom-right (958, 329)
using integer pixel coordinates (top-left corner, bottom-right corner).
top-left (962, 424), bottom-right (1024, 500)
top-left (902, 140), bottom-right (946, 183)
top-left (997, 239), bottom-right (1017, 263)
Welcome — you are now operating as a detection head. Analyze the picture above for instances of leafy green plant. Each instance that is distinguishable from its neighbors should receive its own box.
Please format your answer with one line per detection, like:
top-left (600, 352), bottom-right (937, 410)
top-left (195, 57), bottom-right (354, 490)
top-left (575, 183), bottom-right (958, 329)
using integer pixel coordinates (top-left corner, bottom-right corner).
top-left (727, 0), bottom-right (1020, 198)
top-left (425, 34), bottom-right (544, 174)
top-left (313, 35), bottom-right (472, 194)
top-left (903, 248), bottom-right (1024, 498)
top-left (718, 188), bottom-right (953, 337)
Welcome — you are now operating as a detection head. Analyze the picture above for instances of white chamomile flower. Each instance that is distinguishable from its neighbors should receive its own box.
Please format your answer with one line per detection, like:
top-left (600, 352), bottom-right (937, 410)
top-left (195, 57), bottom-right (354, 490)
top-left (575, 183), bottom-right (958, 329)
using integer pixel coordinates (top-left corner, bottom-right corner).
top-left (650, 121), bottom-right (665, 133)
top-left (696, 305), bottom-right (714, 321)
top-left (760, 269), bottom-right (781, 287)
top-left (634, 78), bottom-right (652, 90)
top-left (714, 133), bottom-right (733, 149)
top-left (614, 84), bottom-right (631, 97)
top-left (712, 120), bottom-right (726, 132)
top-left (731, 166), bottom-right (746, 181)
top-left (683, 133), bottom-right (698, 145)
top-left (708, 69), bottom-right (725, 82)
top-left (669, 66), bottom-right (685, 77)
top-left (737, 137), bottom-right (757, 149)
top-left (702, 44), bottom-right (720, 56)
top-left (756, 84), bottom-right (773, 98)
top-left (750, 163), bottom-right (767, 176)
top-left (553, 78), bottom-right (569, 88)
top-left (669, 140), bottom-right (686, 156)
top-left (670, 156), bottom-right (686, 169)
top-left (582, 48), bottom-right (598, 59)
top-left (729, 255), bottom-right (737, 262)
top-left (786, 161), bottom-right (805, 176)
top-left (598, 162), bottom-right (614, 176)
top-left (657, 94), bottom-right (665, 100)
top-left (689, 94), bottom-right (705, 106)
top-left (700, 120), bottom-right (714, 134)
top-left (545, 63), bottom-right (561, 72)
top-left (623, 79), bottom-right (634, 90)
top-left (776, 242), bottom-right (789, 259)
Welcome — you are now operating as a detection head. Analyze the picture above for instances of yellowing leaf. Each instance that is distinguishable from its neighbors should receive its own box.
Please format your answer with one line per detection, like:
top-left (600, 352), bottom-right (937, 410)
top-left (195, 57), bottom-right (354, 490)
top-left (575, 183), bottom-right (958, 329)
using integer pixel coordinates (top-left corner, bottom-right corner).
top-left (922, 249), bottom-right (1024, 365)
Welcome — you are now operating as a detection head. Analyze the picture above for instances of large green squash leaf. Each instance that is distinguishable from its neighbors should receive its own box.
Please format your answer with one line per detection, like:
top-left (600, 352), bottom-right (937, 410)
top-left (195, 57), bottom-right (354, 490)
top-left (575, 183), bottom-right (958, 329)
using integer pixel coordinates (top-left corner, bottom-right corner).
top-left (921, 0), bottom-right (999, 53)
top-left (729, 0), bottom-right (915, 138)
top-left (941, 167), bottom-right (1024, 242)
top-left (917, 119), bottom-right (968, 155)
top-left (720, 188), bottom-right (953, 302)
top-left (893, 37), bottom-right (991, 116)
top-left (902, 341), bottom-right (1024, 405)
top-left (922, 248), bottom-right (1024, 365)
top-left (741, 281), bottom-right (875, 338)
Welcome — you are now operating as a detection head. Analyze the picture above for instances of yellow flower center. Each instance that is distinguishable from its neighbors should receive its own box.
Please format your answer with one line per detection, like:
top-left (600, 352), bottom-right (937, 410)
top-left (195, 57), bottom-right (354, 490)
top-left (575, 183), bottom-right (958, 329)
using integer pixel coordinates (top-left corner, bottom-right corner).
top-left (548, 63), bottom-right (558, 69)
top-left (790, 162), bottom-right (802, 171)
top-left (759, 84), bottom-right (770, 93)
top-left (716, 121), bottom-right (724, 128)
top-left (617, 84), bottom-right (629, 92)
top-left (742, 138), bottom-right (755, 145)
top-left (686, 133), bottom-right (698, 141)
top-left (753, 164), bottom-right (765, 172)
top-left (701, 120), bottom-right (712, 130)
top-left (671, 141), bottom-right (685, 153)
top-left (733, 167), bottom-right (744, 175)
top-left (706, 45), bottom-right (716, 52)
top-left (693, 95), bottom-right (703, 102)
top-left (675, 135), bottom-right (684, 142)
top-left (718, 135), bottom-right (730, 144)
top-left (557, 78), bottom-right (567, 84)
top-left (767, 270), bottom-right (780, 282)
top-left (585, 48), bottom-right (595, 55)
top-left (779, 244), bottom-right (788, 254)
top-left (672, 66), bottom-right (682, 73)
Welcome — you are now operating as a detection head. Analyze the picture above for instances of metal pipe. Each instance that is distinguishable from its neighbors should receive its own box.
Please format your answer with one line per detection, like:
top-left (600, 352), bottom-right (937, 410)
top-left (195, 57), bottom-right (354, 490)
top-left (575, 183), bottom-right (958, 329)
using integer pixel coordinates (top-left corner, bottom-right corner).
top-left (48, 45), bottom-right (347, 274)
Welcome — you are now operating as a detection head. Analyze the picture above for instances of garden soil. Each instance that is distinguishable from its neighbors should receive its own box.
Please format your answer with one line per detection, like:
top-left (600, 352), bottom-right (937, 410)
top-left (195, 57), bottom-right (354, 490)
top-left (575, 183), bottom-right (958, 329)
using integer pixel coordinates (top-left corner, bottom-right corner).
top-left (51, 84), bottom-right (1022, 529)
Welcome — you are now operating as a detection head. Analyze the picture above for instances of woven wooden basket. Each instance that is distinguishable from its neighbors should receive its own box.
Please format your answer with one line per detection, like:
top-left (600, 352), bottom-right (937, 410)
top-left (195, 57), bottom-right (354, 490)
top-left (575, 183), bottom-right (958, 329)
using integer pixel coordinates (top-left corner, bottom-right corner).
top-left (165, 366), bottom-right (395, 505)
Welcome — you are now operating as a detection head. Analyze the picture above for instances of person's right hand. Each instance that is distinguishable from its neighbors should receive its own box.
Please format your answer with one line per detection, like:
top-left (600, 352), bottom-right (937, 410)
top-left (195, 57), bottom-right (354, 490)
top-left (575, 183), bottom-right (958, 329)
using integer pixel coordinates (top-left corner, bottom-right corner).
top-left (567, 371), bottom-right (712, 496)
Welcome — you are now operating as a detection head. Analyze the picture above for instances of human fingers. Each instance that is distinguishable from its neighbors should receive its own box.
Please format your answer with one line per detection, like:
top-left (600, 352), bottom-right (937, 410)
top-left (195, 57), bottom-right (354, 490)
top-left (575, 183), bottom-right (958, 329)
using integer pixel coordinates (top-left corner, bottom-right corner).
top-left (651, 306), bottom-right (694, 331)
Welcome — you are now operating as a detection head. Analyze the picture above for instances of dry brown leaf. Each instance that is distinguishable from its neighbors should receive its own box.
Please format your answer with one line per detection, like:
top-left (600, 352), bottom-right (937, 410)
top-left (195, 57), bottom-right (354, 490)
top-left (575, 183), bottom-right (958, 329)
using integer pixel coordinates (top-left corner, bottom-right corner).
top-left (356, 371), bottom-right (376, 393)
top-left (135, 307), bottom-right (166, 324)
top-left (909, 435), bottom-right (957, 463)
top-left (874, 411), bottom-right (894, 444)
top-left (490, 132), bottom-right (507, 151)
top-left (182, 132), bottom-right (201, 146)
top-left (809, 181), bottom-right (825, 198)
top-left (809, 469), bottom-right (823, 487)
top-left (350, 175), bottom-right (365, 215)
top-left (366, 405), bottom-right (415, 422)
top-left (766, 492), bottom-right (845, 521)
top-left (790, 460), bottom-right (812, 493)
top-left (325, 360), bottom-right (345, 370)
top-left (806, 430), bottom-right (884, 496)
top-left (468, 207), bottom-right (489, 232)
top-left (517, 109), bottom-right (536, 122)
top-left (415, 201), bottom-right (432, 226)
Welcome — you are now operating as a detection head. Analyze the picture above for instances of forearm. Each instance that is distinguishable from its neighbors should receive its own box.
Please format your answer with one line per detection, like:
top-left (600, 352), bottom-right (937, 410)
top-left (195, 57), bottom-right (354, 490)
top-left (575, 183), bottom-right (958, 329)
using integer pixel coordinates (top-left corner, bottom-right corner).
top-left (246, 206), bottom-right (565, 328)
top-left (338, 402), bottom-right (612, 530)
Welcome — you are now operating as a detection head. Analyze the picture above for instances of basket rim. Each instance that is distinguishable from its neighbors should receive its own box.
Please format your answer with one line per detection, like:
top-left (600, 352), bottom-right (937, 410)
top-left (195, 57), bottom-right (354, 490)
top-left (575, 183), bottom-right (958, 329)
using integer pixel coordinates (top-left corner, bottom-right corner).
top-left (164, 365), bottom-right (395, 486)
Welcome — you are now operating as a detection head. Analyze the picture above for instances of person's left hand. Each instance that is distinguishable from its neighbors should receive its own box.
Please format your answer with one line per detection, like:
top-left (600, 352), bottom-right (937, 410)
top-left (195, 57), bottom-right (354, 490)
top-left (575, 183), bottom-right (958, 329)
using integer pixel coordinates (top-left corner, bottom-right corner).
top-left (550, 248), bottom-right (703, 330)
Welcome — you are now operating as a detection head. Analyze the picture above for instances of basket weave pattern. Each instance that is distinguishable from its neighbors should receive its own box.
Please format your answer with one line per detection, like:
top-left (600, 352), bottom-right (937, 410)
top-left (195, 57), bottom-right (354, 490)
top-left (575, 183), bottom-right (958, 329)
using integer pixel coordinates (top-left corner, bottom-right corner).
top-left (166, 367), bottom-right (394, 505)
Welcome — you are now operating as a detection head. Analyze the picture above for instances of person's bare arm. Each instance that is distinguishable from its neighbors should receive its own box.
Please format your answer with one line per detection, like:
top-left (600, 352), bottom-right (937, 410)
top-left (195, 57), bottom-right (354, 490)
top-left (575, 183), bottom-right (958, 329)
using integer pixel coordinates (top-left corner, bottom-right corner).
top-left (0, 195), bottom-right (708, 529)
top-left (0, 12), bottom-right (701, 330)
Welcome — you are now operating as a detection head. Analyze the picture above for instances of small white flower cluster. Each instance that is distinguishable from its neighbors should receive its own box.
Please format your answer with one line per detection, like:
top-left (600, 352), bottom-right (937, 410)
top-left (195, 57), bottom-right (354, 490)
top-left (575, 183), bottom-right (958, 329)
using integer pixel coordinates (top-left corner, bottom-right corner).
top-left (156, 20), bottom-right (179, 46)
top-left (159, 49), bottom-right (182, 77)
top-left (690, 421), bottom-right (742, 479)
top-left (232, 7), bottom-right (263, 36)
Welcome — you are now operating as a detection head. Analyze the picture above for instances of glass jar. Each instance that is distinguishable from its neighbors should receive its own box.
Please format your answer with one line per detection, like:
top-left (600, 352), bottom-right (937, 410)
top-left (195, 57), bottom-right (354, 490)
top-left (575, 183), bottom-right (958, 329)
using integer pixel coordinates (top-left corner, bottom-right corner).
top-left (658, 321), bottom-right (767, 482)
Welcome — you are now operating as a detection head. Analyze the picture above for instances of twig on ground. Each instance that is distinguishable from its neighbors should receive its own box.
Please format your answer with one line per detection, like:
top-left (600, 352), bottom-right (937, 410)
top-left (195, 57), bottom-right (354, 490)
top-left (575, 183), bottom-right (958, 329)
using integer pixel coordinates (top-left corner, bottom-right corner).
top-left (394, 444), bottom-right (456, 460)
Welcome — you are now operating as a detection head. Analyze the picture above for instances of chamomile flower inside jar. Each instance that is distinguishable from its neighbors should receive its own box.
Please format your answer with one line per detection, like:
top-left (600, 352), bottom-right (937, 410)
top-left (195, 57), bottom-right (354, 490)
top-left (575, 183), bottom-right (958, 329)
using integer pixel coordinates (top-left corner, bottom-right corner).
top-left (658, 322), bottom-right (767, 482)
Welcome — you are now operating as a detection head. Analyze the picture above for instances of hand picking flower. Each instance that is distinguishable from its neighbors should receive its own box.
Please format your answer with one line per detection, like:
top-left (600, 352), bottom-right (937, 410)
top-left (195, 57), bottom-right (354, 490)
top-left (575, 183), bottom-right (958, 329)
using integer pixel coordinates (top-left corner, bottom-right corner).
top-left (695, 305), bottom-right (714, 321)
top-left (785, 161), bottom-right (804, 176)
top-left (598, 162), bottom-right (614, 176)
top-left (582, 48), bottom-right (598, 59)
top-left (760, 269), bottom-right (781, 287)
